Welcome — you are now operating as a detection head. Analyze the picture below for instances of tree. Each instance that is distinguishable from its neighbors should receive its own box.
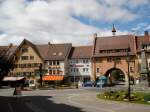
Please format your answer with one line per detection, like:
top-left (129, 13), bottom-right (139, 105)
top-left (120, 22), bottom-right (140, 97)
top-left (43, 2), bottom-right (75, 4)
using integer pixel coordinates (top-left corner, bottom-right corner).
top-left (0, 45), bottom-right (15, 84)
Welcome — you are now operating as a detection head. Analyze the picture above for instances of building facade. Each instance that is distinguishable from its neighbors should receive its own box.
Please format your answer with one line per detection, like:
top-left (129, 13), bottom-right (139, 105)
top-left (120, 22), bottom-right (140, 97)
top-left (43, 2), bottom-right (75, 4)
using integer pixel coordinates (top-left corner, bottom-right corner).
top-left (40, 43), bottom-right (72, 81)
top-left (68, 46), bottom-right (92, 83)
top-left (1, 30), bottom-right (150, 86)
top-left (92, 30), bottom-right (150, 85)
top-left (13, 39), bottom-right (43, 77)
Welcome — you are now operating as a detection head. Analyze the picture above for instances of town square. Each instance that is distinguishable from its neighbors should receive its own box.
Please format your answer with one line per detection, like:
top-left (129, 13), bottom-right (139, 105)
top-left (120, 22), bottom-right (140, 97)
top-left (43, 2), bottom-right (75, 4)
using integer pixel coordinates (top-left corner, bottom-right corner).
top-left (0, 0), bottom-right (150, 112)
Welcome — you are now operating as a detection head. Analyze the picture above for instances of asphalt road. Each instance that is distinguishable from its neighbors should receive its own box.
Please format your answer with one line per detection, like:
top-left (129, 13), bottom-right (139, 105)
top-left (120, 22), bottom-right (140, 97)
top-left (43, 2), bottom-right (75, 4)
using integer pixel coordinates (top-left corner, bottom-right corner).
top-left (21, 88), bottom-right (150, 112)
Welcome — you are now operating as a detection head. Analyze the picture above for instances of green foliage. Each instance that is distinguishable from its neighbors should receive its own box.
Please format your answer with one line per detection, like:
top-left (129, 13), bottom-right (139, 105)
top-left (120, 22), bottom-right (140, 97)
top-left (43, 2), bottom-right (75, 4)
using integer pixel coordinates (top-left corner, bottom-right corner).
top-left (97, 91), bottom-right (150, 104)
top-left (0, 53), bottom-right (15, 81)
top-left (144, 94), bottom-right (150, 101)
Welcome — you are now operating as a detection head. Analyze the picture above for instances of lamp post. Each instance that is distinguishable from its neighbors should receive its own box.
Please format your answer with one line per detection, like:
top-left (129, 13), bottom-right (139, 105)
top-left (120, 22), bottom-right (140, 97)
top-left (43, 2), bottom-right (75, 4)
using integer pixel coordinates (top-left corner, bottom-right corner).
top-left (39, 63), bottom-right (43, 87)
top-left (126, 49), bottom-right (131, 101)
top-left (74, 73), bottom-right (76, 86)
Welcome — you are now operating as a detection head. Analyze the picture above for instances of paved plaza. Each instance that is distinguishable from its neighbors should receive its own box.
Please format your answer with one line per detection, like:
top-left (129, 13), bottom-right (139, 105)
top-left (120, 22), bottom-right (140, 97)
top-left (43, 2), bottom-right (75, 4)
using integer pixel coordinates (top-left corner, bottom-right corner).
top-left (0, 88), bottom-right (150, 112)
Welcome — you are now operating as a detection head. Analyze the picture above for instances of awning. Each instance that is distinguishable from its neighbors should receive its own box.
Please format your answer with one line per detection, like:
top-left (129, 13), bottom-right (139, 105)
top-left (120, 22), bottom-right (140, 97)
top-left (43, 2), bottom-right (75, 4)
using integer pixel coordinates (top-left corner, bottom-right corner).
top-left (42, 75), bottom-right (64, 81)
top-left (2, 77), bottom-right (25, 81)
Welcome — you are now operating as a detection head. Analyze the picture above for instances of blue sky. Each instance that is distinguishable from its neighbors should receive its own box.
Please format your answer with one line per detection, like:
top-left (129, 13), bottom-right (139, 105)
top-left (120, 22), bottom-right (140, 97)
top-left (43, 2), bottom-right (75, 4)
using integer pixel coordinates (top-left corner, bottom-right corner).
top-left (0, 0), bottom-right (149, 45)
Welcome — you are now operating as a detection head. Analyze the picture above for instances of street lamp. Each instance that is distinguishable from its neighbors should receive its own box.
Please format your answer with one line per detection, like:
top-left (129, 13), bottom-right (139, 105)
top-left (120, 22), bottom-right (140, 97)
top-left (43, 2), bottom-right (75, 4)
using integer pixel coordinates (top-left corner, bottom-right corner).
top-left (39, 63), bottom-right (43, 87)
top-left (126, 49), bottom-right (131, 101)
top-left (74, 73), bottom-right (75, 86)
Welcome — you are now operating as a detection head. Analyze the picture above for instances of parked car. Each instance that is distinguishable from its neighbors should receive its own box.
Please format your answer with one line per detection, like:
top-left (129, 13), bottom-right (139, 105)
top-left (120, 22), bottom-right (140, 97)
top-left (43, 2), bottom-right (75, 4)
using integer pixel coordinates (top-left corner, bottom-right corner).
top-left (82, 81), bottom-right (94, 87)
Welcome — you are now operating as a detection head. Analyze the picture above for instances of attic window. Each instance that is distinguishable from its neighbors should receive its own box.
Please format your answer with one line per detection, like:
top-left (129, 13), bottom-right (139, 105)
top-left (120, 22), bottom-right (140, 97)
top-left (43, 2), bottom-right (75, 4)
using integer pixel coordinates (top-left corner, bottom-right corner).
top-left (21, 48), bottom-right (28, 52)
top-left (58, 52), bottom-right (62, 56)
top-left (53, 52), bottom-right (57, 55)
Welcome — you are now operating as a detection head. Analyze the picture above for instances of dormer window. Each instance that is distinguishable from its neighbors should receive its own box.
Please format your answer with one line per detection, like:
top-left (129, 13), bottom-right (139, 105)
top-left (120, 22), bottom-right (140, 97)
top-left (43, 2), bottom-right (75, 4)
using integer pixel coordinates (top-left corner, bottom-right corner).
top-left (21, 48), bottom-right (28, 53)
top-left (53, 52), bottom-right (57, 55)
top-left (58, 52), bottom-right (62, 56)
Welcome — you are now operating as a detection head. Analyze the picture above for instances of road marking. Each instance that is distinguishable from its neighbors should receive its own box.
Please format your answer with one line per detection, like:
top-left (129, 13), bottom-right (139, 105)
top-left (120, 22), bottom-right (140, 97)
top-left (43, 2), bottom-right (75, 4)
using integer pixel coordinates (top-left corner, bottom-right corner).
top-left (67, 94), bottom-right (116, 112)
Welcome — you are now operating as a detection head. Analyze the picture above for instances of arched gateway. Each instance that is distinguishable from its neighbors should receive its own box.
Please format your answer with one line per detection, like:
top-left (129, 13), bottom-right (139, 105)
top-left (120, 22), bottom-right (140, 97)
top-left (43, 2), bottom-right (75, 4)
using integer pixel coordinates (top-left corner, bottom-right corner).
top-left (104, 68), bottom-right (126, 86)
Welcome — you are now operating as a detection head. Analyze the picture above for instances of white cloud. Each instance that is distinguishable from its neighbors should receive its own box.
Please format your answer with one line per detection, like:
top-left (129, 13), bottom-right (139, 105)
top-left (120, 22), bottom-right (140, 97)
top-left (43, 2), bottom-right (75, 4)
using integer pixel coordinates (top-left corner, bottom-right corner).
top-left (128, 0), bottom-right (149, 8)
top-left (0, 0), bottom-right (147, 45)
top-left (145, 25), bottom-right (150, 30)
top-left (131, 23), bottom-right (150, 32)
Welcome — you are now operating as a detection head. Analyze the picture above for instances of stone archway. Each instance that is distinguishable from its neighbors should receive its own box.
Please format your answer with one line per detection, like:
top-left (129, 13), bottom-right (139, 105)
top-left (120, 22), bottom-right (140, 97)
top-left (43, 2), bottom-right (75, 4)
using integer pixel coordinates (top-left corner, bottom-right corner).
top-left (105, 68), bottom-right (126, 86)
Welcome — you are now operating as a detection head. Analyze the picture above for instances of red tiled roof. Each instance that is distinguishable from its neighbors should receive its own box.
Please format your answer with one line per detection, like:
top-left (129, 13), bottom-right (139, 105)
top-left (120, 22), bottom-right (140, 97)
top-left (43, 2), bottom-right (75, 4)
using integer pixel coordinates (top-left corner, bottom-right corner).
top-left (12, 39), bottom-right (72, 61)
top-left (0, 45), bottom-right (17, 57)
top-left (36, 43), bottom-right (72, 60)
top-left (69, 46), bottom-right (92, 59)
top-left (93, 35), bottom-right (136, 57)
top-left (136, 35), bottom-right (150, 52)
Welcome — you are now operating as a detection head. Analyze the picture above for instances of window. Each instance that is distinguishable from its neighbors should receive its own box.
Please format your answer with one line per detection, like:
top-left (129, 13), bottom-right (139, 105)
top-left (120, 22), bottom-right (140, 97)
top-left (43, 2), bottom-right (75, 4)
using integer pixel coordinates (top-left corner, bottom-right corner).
top-left (107, 58), bottom-right (113, 62)
top-left (130, 67), bottom-right (134, 72)
top-left (70, 68), bottom-right (73, 72)
top-left (53, 61), bottom-right (56, 65)
top-left (97, 68), bottom-right (100, 73)
top-left (53, 70), bottom-right (56, 75)
top-left (83, 68), bottom-right (88, 72)
top-left (115, 57), bottom-right (121, 63)
top-left (21, 56), bottom-right (28, 60)
top-left (57, 61), bottom-right (60, 65)
top-left (86, 68), bottom-right (89, 72)
top-left (57, 70), bottom-right (60, 74)
top-left (83, 59), bottom-right (89, 63)
top-left (83, 68), bottom-right (85, 72)
top-left (76, 68), bottom-right (79, 72)
top-left (21, 48), bottom-right (28, 52)
top-left (49, 61), bottom-right (52, 65)
top-left (49, 70), bottom-right (52, 75)
top-left (33, 63), bottom-right (39, 67)
top-left (30, 56), bottom-right (34, 60)
top-left (96, 58), bottom-right (103, 63)
top-left (53, 53), bottom-right (57, 55)
top-left (27, 64), bottom-right (31, 68)
top-left (58, 52), bottom-right (62, 56)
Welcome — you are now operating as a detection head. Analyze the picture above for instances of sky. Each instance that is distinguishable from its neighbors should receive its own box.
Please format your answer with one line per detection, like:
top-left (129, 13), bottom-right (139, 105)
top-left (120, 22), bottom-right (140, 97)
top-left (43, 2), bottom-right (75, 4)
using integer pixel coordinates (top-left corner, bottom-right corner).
top-left (0, 0), bottom-right (149, 46)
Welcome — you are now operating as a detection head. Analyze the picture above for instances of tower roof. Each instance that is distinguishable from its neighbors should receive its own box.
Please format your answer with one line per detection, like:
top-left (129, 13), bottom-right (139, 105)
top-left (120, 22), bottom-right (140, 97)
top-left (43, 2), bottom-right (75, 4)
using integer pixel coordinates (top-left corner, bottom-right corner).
top-left (112, 24), bottom-right (116, 32)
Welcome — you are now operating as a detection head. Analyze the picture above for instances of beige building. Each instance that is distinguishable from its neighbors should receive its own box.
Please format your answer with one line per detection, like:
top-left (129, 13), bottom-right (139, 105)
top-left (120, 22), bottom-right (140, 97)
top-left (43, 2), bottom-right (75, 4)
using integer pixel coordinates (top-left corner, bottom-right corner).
top-left (10, 39), bottom-right (72, 85)
top-left (13, 39), bottom-right (43, 77)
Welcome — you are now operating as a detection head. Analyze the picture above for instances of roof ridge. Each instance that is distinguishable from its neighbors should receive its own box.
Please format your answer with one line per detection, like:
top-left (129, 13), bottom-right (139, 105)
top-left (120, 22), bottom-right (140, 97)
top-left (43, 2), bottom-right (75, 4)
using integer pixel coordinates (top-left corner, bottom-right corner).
top-left (97, 34), bottom-right (132, 38)
top-left (35, 43), bottom-right (72, 46)
top-left (73, 45), bottom-right (92, 47)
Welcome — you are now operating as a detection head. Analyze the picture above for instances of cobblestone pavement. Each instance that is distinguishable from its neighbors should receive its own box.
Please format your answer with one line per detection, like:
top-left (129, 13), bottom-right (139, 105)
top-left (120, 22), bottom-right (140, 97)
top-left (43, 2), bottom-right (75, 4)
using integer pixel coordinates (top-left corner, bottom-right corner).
top-left (22, 88), bottom-right (150, 112)
top-left (0, 88), bottom-right (150, 112)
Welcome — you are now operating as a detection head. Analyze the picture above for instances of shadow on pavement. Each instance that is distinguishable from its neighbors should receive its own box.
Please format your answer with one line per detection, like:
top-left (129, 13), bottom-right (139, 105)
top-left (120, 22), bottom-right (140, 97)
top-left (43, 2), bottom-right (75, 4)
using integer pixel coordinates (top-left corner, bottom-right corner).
top-left (0, 95), bottom-right (85, 112)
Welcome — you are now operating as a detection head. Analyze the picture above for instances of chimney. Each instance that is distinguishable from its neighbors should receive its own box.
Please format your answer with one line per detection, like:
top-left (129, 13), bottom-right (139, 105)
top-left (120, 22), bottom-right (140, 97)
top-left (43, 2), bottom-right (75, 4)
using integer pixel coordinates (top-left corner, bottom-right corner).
top-left (112, 24), bottom-right (116, 36)
top-left (145, 31), bottom-right (149, 36)
top-left (9, 43), bottom-right (13, 48)
top-left (93, 33), bottom-right (97, 38)
top-left (48, 42), bottom-right (51, 45)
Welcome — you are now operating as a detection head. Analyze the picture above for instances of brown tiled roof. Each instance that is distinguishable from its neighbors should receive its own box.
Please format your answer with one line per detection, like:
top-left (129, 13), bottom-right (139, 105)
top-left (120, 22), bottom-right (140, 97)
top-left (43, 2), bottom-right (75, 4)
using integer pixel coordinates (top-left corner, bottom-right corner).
top-left (36, 43), bottom-right (72, 60)
top-left (69, 46), bottom-right (92, 59)
top-left (13, 39), bottom-right (43, 61)
top-left (0, 46), bottom-right (17, 57)
top-left (0, 46), bottom-right (8, 52)
top-left (93, 35), bottom-right (136, 57)
top-left (136, 35), bottom-right (150, 52)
